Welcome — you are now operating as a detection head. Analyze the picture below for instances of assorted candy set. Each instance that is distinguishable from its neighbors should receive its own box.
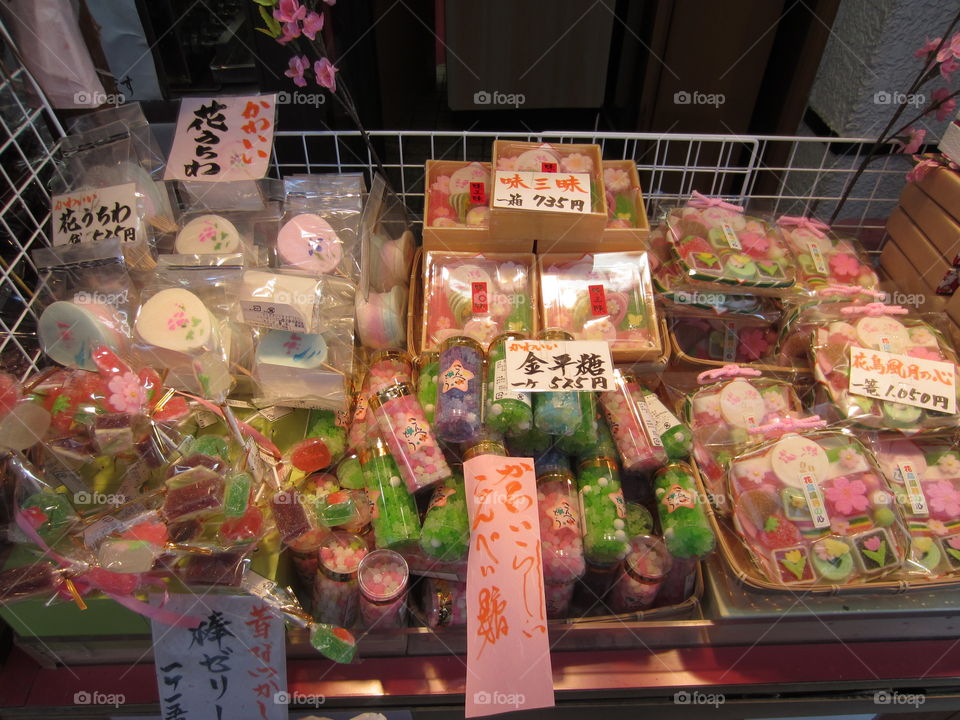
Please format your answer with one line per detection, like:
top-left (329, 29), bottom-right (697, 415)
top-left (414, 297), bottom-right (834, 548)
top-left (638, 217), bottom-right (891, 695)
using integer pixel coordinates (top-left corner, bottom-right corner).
top-left (6, 121), bottom-right (960, 675)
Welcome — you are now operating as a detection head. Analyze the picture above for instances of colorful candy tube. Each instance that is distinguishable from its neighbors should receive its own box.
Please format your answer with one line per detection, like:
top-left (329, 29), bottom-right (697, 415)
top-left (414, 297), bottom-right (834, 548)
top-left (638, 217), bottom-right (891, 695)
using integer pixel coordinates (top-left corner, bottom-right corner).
top-left (357, 549), bottom-right (409, 629)
top-left (576, 456), bottom-right (630, 565)
top-left (420, 474), bottom-right (470, 561)
top-left (359, 439), bottom-right (421, 549)
top-left (599, 373), bottom-right (666, 473)
top-left (484, 332), bottom-right (533, 436)
top-left (608, 535), bottom-right (672, 613)
top-left (653, 462), bottom-right (716, 559)
top-left (435, 336), bottom-right (484, 443)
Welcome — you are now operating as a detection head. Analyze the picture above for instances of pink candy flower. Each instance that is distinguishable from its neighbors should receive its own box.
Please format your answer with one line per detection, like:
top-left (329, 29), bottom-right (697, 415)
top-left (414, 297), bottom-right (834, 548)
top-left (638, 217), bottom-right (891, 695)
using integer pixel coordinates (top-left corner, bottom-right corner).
top-left (839, 448), bottom-right (860, 470)
top-left (932, 87), bottom-right (958, 122)
top-left (108, 372), bottom-right (146, 414)
top-left (906, 158), bottom-right (940, 183)
top-left (829, 252), bottom-right (861, 281)
top-left (928, 519), bottom-right (948, 536)
top-left (560, 153), bottom-right (593, 173)
top-left (830, 518), bottom-right (851, 536)
top-left (863, 535), bottom-right (882, 552)
top-left (285, 55), bottom-right (310, 88)
top-left (302, 11), bottom-right (324, 40)
top-left (907, 346), bottom-right (943, 361)
top-left (431, 175), bottom-right (451, 194)
top-left (737, 327), bottom-right (770, 361)
top-left (603, 167), bottom-right (631, 194)
top-left (314, 57), bottom-right (338, 92)
top-left (927, 480), bottom-right (960, 517)
top-left (898, 128), bottom-right (926, 155)
top-left (824, 476), bottom-right (869, 516)
top-left (497, 156), bottom-right (519, 171)
top-left (274, 0), bottom-right (306, 23)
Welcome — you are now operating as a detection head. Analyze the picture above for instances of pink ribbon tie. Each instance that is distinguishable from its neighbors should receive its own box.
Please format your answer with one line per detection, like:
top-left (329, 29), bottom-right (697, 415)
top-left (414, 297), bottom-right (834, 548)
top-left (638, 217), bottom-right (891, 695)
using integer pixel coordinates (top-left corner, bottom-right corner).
top-left (777, 214), bottom-right (830, 238)
top-left (688, 191), bottom-right (744, 213)
top-left (748, 415), bottom-right (827, 437)
top-left (696, 364), bottom-right (763, 384)
top-left (840, 303), bottom-right (909, 317)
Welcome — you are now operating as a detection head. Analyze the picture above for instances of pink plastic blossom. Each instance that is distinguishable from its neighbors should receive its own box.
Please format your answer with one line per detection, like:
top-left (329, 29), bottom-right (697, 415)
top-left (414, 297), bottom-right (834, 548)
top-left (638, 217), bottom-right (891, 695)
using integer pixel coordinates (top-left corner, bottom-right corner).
top-left (108, 372), bottom-right (146, 414)
top-left (915, 37), bottom-right (942, 58)
top-left (314, 57), bottom-right (338, 92)
top-left (302, 11), bottom-right (324, 40)
top-left (932, 87), bottom-right (958, 122)
top-left (927, 480), bottom-right (960, 517)
top-left (824, 476), bottom-right (869, 516)
top-left (285, 55), bottom-right (310, 87)
top-left (274, 0), bottom-right (306, 23)
top-left (276, 21), bottom-right (301, 45)
top-left (906, 158), bottom-right (940, 183)
top-left (737, 327), bottom-right (770, 361)
top-left (899, 128), bottom-right (926, 155)
top-left (941, 58), bottom-right (959, 82)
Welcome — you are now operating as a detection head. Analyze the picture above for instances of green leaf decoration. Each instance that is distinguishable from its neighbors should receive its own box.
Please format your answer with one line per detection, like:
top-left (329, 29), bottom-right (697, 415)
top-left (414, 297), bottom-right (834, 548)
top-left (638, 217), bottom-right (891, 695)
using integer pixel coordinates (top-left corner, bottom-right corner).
top-left (946, 547), bottom-right (960, 562)
top-left (782, 555), bottom-right (807, 581)
top-left (862, 541), bottom-right (887, 566)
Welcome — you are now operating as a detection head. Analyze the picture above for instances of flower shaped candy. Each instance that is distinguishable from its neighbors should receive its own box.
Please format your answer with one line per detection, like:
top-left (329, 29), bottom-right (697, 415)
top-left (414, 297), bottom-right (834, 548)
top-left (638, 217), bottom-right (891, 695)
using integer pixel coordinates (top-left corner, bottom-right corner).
top-left (824, 476), bottom-right (869, 516)
top-left (603, 167), bottom-right (631, 194)
top-left (927, 479), bottom-right (960, 518)
top-left (829, 253), bottom-right (861, 282)
top-left (560, 153), bottom-right (594, 173)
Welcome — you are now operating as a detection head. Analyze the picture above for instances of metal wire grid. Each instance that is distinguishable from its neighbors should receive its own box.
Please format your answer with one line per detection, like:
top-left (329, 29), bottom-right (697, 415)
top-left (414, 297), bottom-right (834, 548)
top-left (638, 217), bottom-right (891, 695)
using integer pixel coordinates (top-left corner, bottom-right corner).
top-left (0, 26), bottom-right (65, 380)
top-left (270, 130), bottom-right (908, 234)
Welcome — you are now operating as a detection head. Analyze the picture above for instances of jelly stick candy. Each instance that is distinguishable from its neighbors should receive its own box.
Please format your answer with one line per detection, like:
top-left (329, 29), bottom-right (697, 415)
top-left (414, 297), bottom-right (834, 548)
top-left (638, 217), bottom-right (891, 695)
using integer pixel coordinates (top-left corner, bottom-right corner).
top-left (223, 473), bottom-right (251, 517)
top-left (370, 382), bottom-right (451, 493)
top-left (555, 392), bottom-right (599, 456)
top-left (484, 332), bottom-right (533, 436)
top-left (163, 467), bottom-right (225, 522)
top-left (653, 462), bottom-right (716, 559)
top-left (420, 474), bottom-right (470, 561)
top-left (608, 535), bottom-right (672, 613)
top-left (599, 373), bottom-right (666, 473)
top-left (309, 623), bottom-right (358, 663)
top-left (270, 488), bottom-right (328, 552)
top-left (435, 336), bottom-right (484, 443)
top-left (360, 440), bottom-right (421, 549)
top-left (313, 532), bottom-right (368, 627)
top-left (336, 452), bottom-right (365, 490)
top-left (576, 456), bottom-right (630, 565)
top-left (415, 351), bottom-right (440, 425)
top-left (358, 549), bottom-right (409, 628)
top-left (536, 458), bottom-right (585, 584)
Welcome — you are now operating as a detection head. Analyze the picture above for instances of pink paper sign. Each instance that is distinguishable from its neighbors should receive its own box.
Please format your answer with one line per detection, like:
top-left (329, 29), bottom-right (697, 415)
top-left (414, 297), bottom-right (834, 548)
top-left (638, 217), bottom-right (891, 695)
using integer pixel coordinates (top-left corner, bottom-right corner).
top-left (464, 454), bottom-right (555, 717)
top-left (165, 95), bottom-right (277, 182)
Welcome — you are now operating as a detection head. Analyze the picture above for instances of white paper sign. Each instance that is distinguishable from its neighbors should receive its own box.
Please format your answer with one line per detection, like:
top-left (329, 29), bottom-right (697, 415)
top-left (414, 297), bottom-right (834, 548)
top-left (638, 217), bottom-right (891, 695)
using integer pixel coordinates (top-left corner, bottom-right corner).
top-left (151, 595), bottom-right (287, 720)
top-left (492, 171), bottom-right (592, 214)
top-left (51, 183), bottom-right (138, 246)
top-left (800, 473), bottom-right (831, 528)
top-left (505, 338), bottom-right (614, 392)
top-left (897, 462), bottom-right (929, 516)
top-left (165, 94), bottom-right (277, 182)
top-left (240, 300), bottom-right (309, 332)
top-left (848, 346), bottom-right (957, 414)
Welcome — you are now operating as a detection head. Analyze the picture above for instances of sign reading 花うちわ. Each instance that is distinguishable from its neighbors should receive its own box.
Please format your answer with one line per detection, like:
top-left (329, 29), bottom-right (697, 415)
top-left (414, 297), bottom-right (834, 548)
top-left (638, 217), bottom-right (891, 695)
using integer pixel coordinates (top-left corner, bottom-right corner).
top-left (848, 346), bottom-right (957, 414)
top-left (505, 338), bottom-right (615, 391)
top-left (165, 95), bottom-right (277, 182)
top-left (52, 183), bottom-right (138, 246)
top-left (151, 595), bottom-right (287, 720)
top-left (492, 171), bottom-right (592, 214)
top-left (464, 453), bottom-right (554, 718)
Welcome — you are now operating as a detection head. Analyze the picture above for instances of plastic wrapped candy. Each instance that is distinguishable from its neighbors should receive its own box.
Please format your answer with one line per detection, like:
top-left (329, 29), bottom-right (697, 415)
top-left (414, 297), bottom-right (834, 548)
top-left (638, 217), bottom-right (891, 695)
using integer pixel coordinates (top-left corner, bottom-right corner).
top-left (505, 425), bottom-right (553, 456)
top-left (653, 463), bottom-right (715, 560)
top-left (313, 532), bottom-right (368, 627)
top-left (270, 487), bottom-right (329, 552)
top-left (776, 215), bottom-right (879, 295)
top-left (554, 392), bottom-right (599, 456)
top-left (598, 372), bottom-right (666, 473)
top-left (422, 577), bottom-right (468, 628)
top-left (810, 307), bottom-right (960, 431)
top-left (874, 438), bottom-right (960, 577)
top-left (359, 439), bottom-right (421, 549)
top-left (420, 474), bottom-right (470, 561)
top-left (729, 432), bottom-right (908, 585)
top-left (415, 351), bottom-right (440, 425)
top-left (608, 535), bottom-right (672, 613)
top-left (662, 194), bottom-right (795, 292)
top-left (484, 332), bottom-right (533, 436)
top-left (670, 315), bottom-right (779, 365)
top-left (535, 451), bottom-right (585, 585)
top-left (421, 251), bottom-right (536, 350)
top-left (539, 251), bottom-right (661, 361)
top-left (631, 383), bottom-right (692, 460)
top-left (346, 350), bottom-right (414, 452)
top-left (435, 336), bottom-right (484, 443)
top-left (532, 330), bottom-right (583, 436)
top-left (287, 408), bottom-right (347, 475)
top-left (544, 580), bottom-right (575, 620)
top-left (309, 624), bottom-right (357, 663)
top-left (575, 456), bottom-right (629, 565)
top-left (370, 383), bottom-right (450, 494)
top-left (424, 160), bottom-right (491, 229)
top-left (335, 452), bottom-right (365, 490)
top-left (358, 549), bottom-right (409, 628)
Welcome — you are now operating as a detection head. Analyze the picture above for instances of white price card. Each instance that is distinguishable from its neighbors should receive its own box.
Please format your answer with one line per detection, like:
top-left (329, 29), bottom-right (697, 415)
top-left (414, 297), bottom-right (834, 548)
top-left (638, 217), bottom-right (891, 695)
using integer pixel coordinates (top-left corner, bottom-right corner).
top-left (492, 171), bottom-right (592, 214)
top-left (505, 338), bottom-right (614, 392)
top-left (51, 183), bottom-right (138, 246)
top-left (848, 346), bottom-right (957, 415)
top-left (151, 594), bottom-right (287, 720)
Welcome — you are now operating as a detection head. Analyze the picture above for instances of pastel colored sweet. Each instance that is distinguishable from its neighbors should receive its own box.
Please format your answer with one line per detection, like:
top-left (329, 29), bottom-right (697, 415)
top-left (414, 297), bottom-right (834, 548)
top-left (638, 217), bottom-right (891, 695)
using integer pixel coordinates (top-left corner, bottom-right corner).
top-left (356, 286), bottom-right (406, 350)
top-left (465, 206), bottom-right (490, 227)
top-left (174, 214), bottom-right (241, 254)
top-left (462, 316), bottom-right (500, 346)
top-left (725, 253), bottom-right (757, 279)
top-left (448, 264), bottom-right (492, 297)
top-left (135, 288), bottom-right (213, 353)
top-left (855, 316), bottom-right (910, 352)
top-left (277, 213), bottom-right (344, 274)
top-left (449, 162), bottom-right (489, 195)
top-left (514, 145), bottom-right (560, 171)
top-left (770, 435), bottom-right (829, 488)
top-left (256, 329), bottom-right (327, 369)
top-left (719, 379), bottom-right (766, 428)
top-left (241, 270), bottom-right (319, 330)
top-left (39, 301), bottom-right (126, 371)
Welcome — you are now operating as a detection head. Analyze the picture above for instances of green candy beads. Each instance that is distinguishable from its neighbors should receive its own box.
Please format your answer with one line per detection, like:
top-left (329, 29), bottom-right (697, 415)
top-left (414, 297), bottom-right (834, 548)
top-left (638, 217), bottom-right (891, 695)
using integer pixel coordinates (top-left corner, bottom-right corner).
top-left (484, 333), bottom-right (533, 436)
top-left (639, 388), bottom-right (692, 460)
top-left (653, 462), bottom-right (715, 559)
top-left (555, 394), bottom-right (599, 455)
top-left (307, 408), bottom-right (347, 465)
top-left (415, 351), bottom-right (440, 425)
top-left (360, 443), bottom-right (421, 549)
top-left (420, 474), bottom-right (470, 561)
top-left (625, 501), bottom-right (654, 538)
top-left (505, 425), bottom-right (553, 456)
top-left (335, 453), bottom-right (365, 490)
top-left (576, 457), bottom-right (629, 565)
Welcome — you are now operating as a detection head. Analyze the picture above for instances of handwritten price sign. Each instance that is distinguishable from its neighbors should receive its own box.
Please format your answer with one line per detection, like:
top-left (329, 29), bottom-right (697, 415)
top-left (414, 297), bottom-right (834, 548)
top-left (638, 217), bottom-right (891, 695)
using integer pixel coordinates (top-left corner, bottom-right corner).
top-left (52, 183), bottom-right (138, 246)
top-left (464, 453), bottom-right (554, 718)
top-left (848, 346), bottom-right (957, 414)
top-left (492, 171), bottom-right (592, 214)
top-left (505, 339), bottom-right (614, 392)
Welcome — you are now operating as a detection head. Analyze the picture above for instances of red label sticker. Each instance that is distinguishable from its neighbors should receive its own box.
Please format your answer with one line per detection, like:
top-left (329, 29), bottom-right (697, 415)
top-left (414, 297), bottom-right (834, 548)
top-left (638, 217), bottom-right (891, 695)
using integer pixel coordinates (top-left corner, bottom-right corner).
top-left (540, 161), bottom-right (558, 173)
top-left (588, 284), bottom-right (607, 316)
top-left (472, 281), bottom-right (488, 313)
top-left (469, 181), bottom-right (487, 205)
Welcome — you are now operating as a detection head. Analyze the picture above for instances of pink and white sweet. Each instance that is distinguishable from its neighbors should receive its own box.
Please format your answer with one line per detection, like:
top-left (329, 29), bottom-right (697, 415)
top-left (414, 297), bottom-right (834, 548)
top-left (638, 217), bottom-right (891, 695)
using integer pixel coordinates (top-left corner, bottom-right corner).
top-left (427, 162), bottom-right (491, 228)
top-left (776, 215), bottom-right (879, 293)
top-left (174, 214), bottom-right (242, 254)
top-left (277, 213), bottom-right (344, 275)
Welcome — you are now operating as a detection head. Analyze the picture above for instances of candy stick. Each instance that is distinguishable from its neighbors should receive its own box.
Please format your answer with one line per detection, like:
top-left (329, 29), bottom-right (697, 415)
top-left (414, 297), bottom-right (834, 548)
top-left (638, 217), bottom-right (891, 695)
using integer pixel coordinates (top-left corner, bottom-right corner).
top-left (359, 440), bottom-right (421, 549)
top-left (653, 462), bottom-right (716, 559)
